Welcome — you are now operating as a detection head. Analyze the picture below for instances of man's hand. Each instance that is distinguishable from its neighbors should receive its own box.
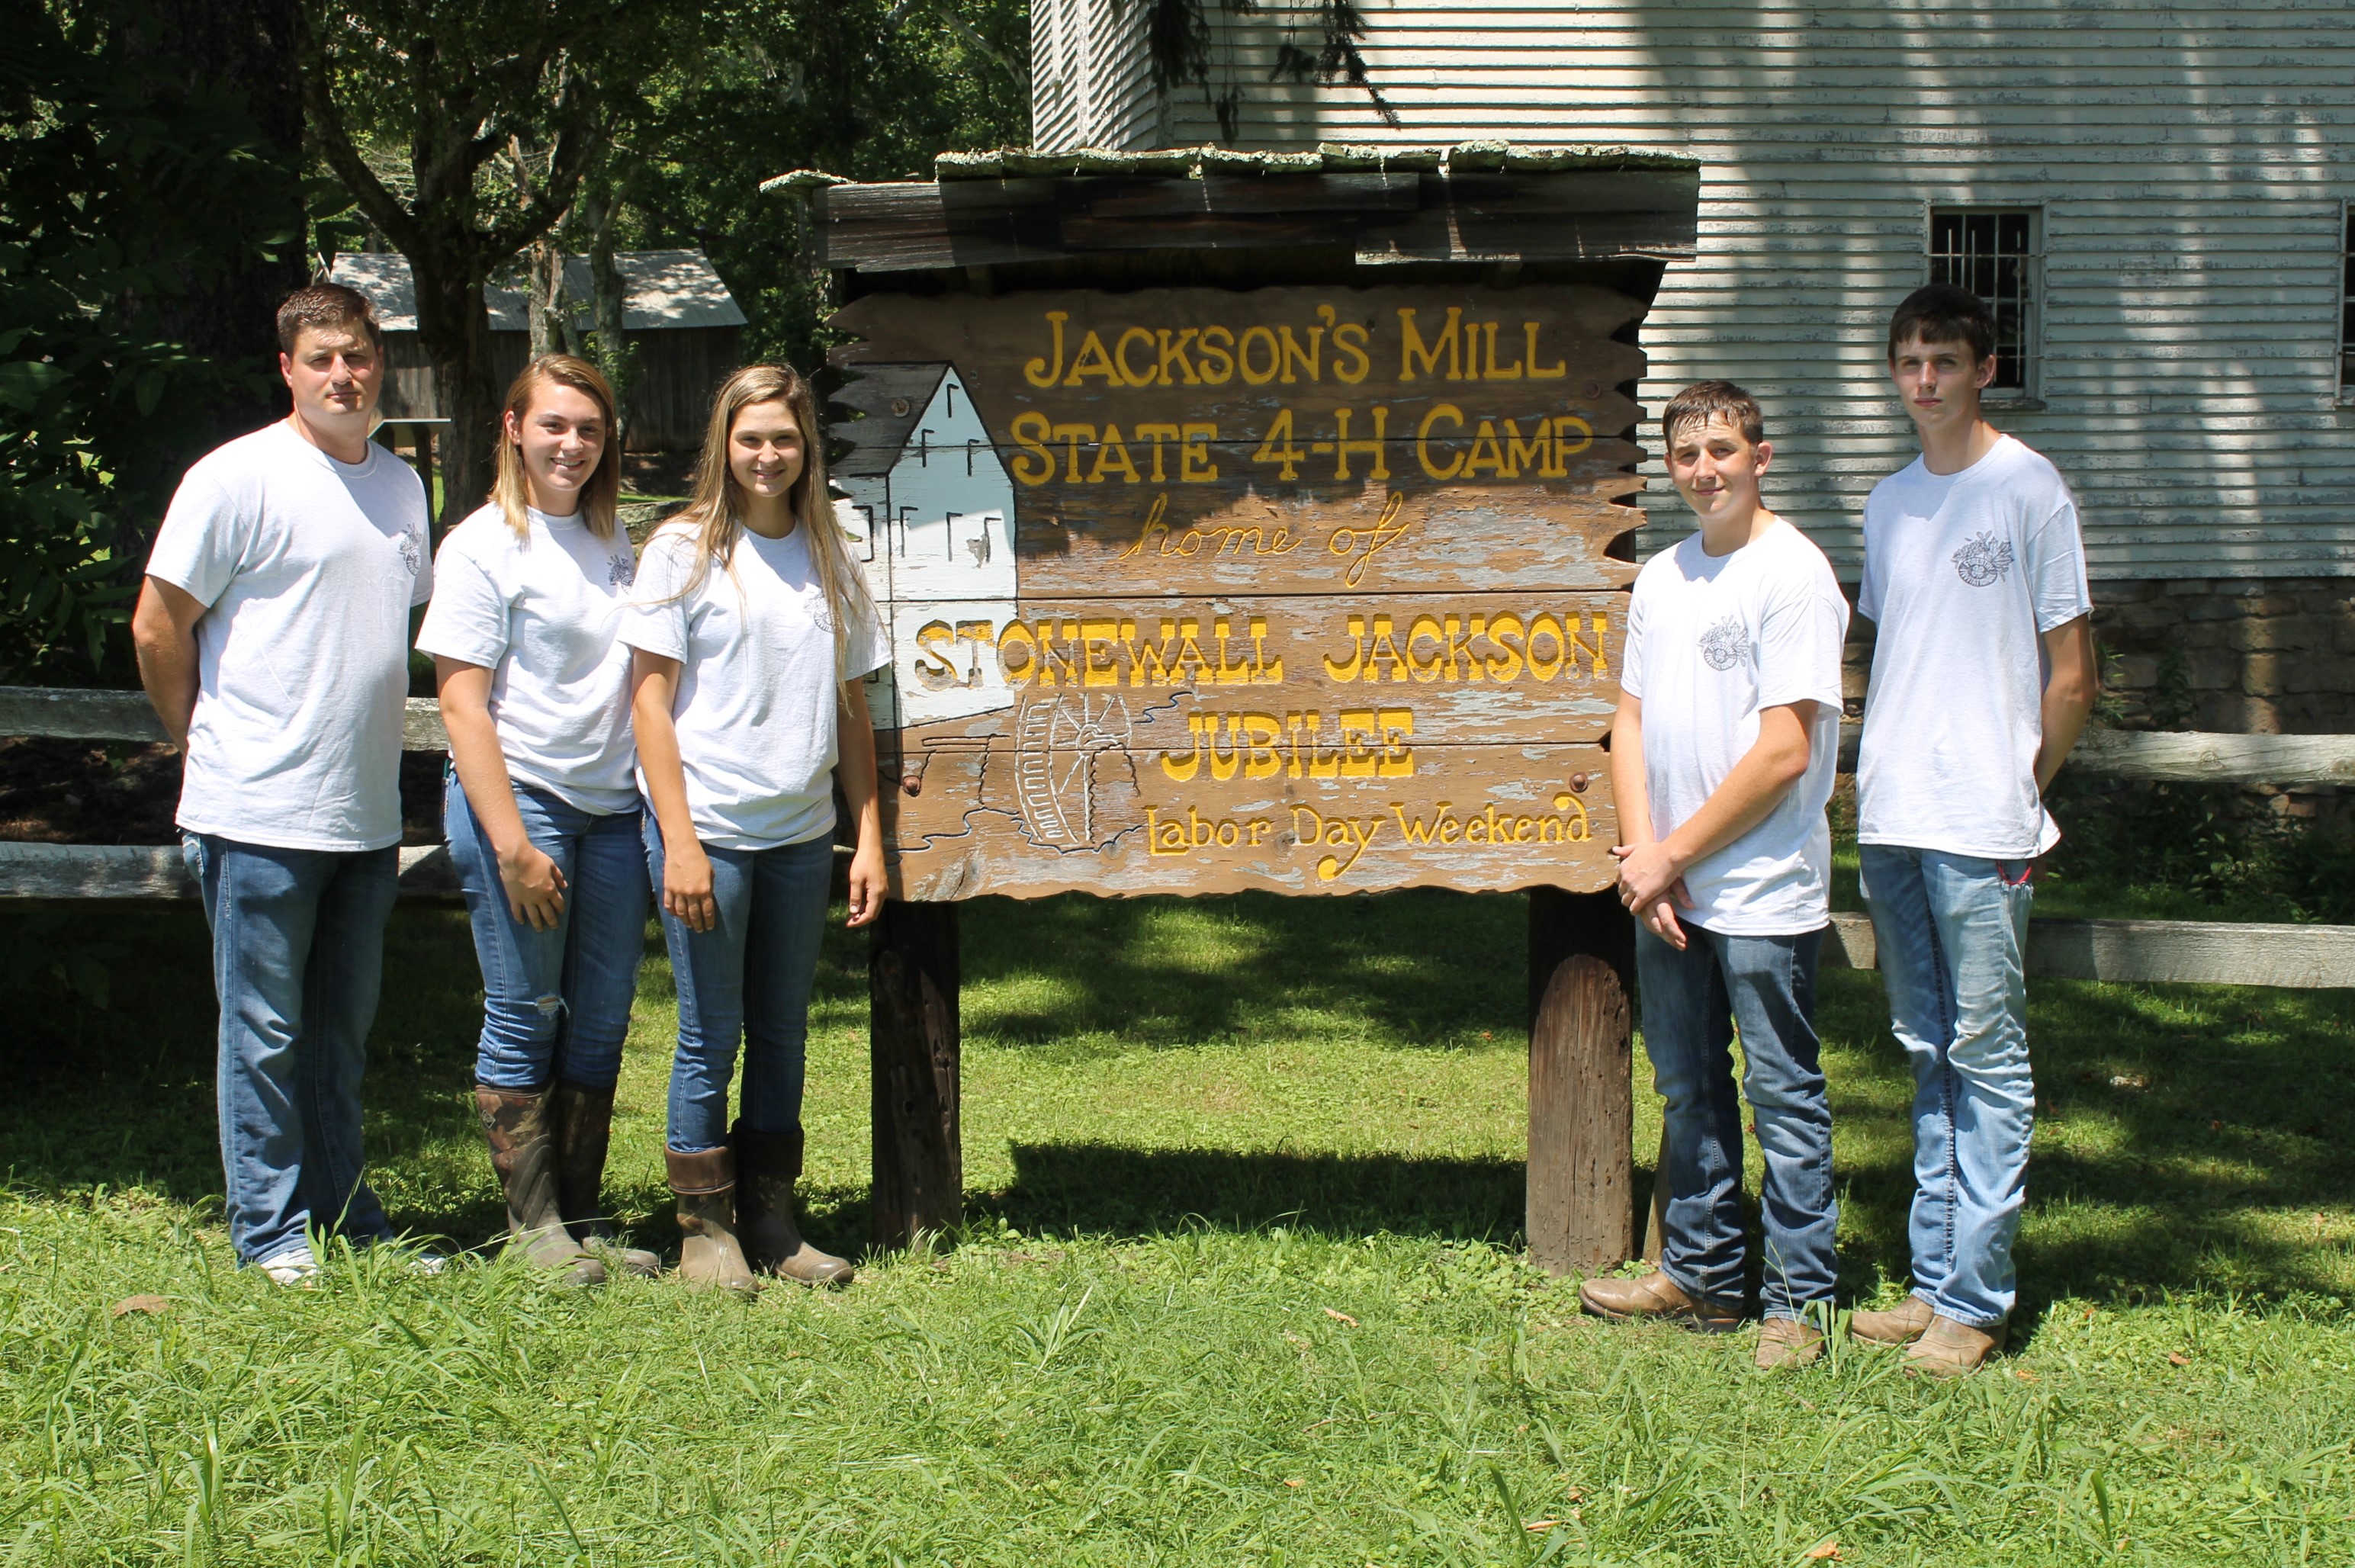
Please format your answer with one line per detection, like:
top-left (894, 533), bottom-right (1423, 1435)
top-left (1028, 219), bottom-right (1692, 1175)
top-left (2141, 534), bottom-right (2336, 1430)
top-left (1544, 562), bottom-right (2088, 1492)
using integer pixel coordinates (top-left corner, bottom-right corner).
top-left (1612, 838), bottom-right (1688, 914)
top-left (1640, 895), bottom-right (1690, 952)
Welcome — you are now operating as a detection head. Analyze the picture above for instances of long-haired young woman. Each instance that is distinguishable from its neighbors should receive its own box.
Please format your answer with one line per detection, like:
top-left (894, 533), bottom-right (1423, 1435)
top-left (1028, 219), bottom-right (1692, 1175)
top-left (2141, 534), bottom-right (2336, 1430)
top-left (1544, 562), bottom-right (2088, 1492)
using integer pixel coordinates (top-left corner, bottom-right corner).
top-left (621, 363), bottom-right (888, 1293)
top-left (419, 354), bottom-right (657, 1287)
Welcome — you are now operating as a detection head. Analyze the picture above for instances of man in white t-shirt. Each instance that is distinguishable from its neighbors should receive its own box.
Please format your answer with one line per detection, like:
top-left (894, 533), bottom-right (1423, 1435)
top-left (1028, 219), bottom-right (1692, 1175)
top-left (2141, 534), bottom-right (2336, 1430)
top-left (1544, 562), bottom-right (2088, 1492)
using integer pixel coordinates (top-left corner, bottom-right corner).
top-left (1581, 382), bottom-right (1851, 1370)
top-left (131, 283), bottom-right (433, 1284)
top-left (1846, 284), bottom-right (2097, 1376)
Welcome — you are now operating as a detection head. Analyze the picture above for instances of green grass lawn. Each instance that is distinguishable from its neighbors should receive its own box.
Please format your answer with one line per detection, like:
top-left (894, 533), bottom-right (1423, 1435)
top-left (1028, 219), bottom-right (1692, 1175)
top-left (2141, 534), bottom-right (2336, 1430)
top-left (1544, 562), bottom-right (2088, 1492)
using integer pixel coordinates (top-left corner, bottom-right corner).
top-left (4, 890), bottom-right (2352, 1566)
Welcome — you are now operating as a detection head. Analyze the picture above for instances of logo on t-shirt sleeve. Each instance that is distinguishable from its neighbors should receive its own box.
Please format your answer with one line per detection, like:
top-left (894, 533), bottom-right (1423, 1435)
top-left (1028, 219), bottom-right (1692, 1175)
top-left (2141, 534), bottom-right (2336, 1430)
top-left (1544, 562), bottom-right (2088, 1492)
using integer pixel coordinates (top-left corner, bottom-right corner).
top-left (1698, 616), bottom-right (1748, 672)
top-left (397, 524), bottom-right (423, 578)
top-left (1952, 531), bottom-right (2016, 588)
top-left (608, 554), bottom-right (636, 587)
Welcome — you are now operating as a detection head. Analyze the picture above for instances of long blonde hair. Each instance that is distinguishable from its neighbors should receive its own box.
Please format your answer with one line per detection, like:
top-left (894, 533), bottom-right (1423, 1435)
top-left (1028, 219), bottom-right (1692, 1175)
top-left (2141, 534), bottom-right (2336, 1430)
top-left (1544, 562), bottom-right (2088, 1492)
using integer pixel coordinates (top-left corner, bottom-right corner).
top-left (666, 363), bottom-right (875, 670)
top-left (492, 354), bottom-right (622, 541)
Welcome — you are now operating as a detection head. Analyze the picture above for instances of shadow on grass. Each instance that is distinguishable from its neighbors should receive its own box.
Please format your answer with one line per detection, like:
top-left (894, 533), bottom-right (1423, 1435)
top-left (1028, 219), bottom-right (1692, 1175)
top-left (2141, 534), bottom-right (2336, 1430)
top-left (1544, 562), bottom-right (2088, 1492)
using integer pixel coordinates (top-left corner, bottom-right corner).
top-left (6, 897), bottom-right (2353, 1316)
top-left (1810, 967), bottom-right (2355, 1322)
top-left (956, 888), bottom-right (1528, 1056)
top-left (978, 1142), bottom-right (1525, 1244)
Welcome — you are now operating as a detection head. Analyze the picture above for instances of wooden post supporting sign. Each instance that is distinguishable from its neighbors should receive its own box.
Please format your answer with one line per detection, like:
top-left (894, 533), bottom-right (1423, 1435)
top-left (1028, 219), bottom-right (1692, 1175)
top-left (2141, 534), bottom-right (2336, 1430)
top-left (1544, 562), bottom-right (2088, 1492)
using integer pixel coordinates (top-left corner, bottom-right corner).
top-left (868, 898), bottom-right (962, 1248)
top-left (1527, 885), bottom-right (1636, 1273)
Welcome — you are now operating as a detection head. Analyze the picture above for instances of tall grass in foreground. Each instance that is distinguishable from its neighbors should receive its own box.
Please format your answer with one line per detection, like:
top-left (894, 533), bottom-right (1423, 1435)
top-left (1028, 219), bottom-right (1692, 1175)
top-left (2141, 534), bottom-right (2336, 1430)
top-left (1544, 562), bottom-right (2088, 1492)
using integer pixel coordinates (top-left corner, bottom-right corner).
top-left (3, 891), bottom-right (2352, 1565)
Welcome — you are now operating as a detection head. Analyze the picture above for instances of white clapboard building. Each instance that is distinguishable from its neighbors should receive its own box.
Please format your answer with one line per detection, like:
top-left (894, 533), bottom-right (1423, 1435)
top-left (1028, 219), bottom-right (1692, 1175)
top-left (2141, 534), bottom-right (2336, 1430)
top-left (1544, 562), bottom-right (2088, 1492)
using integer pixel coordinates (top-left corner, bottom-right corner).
top-left (830, 364), bottom-right (1019, 729)
top-left (1026, 0), bottom-right (2355, 734)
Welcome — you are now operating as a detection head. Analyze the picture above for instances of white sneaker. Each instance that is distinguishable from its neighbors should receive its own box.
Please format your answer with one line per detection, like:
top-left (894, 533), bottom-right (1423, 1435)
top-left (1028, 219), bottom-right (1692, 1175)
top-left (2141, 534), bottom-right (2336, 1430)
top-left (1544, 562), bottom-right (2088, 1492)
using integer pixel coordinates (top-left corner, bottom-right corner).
top-left (256, 1245), bottom-right (319, 1286)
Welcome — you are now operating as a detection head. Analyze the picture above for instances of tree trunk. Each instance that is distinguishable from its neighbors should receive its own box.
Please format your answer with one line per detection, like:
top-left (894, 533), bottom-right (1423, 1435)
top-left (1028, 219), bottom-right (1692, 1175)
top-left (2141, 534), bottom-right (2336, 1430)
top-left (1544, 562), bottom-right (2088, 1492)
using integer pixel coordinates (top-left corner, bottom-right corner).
top-left (525, 236), bottom-right (572, 361)
top-left (116, 0), bottom-right (307, 458)
top-left (410, 255), bottom-right (502, 530)
top-left (580, 184), bottom-right (635, 451)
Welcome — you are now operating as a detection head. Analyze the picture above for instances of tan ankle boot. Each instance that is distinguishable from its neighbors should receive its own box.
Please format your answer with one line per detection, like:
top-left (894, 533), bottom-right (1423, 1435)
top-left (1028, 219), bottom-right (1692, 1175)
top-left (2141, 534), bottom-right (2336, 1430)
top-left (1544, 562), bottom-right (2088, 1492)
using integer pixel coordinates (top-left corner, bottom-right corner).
top-left (1849, 1294), bottom-right (1936, 1346)
top-left (475, 1086), bottom-right (605, 1287)
top-left (732, 1122), bottom-right (853, 1287)
top-left (666, 1145), bottom-right (757, 1296)
top-left (547, 1080), bottom-right (659, 1277)
top-left (1577, 1271), bottom-right (1743, 1332)
top-left (1755, 1316), bottom-right (1825, 1370)
top-left (1904, 1314), bottom-right (2007, 1378)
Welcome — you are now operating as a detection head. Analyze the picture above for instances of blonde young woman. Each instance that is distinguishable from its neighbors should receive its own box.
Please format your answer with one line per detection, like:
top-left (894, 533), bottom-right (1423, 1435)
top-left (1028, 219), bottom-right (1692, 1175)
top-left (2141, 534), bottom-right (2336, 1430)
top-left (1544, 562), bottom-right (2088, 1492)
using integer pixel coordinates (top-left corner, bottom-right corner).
top-left (621, 364), bottom-right (888, 1293)
top-left (417, 355), bottom-right (656, 1288)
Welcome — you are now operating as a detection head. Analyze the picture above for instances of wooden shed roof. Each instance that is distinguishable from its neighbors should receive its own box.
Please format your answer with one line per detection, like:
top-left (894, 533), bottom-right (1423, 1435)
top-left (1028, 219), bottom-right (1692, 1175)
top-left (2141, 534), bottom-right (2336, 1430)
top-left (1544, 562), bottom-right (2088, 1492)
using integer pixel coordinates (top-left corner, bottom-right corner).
top-left (768, 143), bottom-right (1700, 275)
top-left (328, 249), bottom-right (747, 333)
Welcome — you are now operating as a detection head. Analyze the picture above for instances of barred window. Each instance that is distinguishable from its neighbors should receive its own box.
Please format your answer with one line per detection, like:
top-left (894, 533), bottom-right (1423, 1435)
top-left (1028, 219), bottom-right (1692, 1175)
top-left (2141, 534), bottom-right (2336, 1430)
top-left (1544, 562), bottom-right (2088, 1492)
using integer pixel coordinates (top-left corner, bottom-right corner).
top-left (1929, 208), bottom-right (2039, 392)
top-left (2341, 205), bottom-right (2353, 396)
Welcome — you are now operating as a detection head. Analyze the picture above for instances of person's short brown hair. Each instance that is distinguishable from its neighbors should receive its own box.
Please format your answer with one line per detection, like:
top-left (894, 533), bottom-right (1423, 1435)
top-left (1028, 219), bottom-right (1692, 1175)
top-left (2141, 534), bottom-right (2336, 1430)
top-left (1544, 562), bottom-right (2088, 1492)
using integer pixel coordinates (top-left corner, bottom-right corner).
top-left (1888, 284), bottom-right (1994, 365)
top-left (1661, 380), bottom-right (1765, 449)
top-left (276, 282), bottom-right (383, 355)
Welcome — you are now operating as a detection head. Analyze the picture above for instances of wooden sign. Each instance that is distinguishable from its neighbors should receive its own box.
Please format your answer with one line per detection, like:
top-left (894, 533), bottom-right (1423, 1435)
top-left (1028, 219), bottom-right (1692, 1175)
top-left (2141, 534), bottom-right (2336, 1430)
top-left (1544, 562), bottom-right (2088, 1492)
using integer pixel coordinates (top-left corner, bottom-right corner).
top-left (827, 284), bottom-right (1640, 901)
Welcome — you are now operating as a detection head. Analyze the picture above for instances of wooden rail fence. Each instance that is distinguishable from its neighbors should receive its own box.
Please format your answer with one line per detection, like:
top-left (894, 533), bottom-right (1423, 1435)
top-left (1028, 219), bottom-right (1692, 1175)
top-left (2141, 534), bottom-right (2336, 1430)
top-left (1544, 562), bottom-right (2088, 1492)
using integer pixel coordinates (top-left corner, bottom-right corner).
top-left (8, 687), bottom-right (2350, 991)
top-left (8, 683), bottom-right (2351, 1272)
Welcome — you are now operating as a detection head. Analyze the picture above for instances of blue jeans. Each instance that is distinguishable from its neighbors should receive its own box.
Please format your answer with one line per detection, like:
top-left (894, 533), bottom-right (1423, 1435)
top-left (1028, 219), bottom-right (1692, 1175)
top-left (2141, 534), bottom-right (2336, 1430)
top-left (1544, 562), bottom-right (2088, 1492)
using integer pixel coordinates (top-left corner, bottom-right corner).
top-left (1859, 844), bottom-right (2035, 1329)
top-left (445, 772), bottom-right (651, 1091)
top-left (182, 834), bottom-right (400, 1266)
top-left (644, 824), bottom-right (834, 1153)
top-left (1637, 922), bottom-right (1836, 1322)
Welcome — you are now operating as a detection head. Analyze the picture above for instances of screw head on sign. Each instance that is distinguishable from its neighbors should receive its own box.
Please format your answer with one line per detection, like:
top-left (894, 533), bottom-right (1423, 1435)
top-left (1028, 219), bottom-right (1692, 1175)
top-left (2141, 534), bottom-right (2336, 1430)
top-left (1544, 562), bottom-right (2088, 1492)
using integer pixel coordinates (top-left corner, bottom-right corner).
top-left (891, 398), bottom-right (911, 416)
top-left (902, 776), bottom-right (922, 796)
top-left (1582, 381), bottom-right (1602, 398)
top-left (1569, 773), bottom-right (1589, 793)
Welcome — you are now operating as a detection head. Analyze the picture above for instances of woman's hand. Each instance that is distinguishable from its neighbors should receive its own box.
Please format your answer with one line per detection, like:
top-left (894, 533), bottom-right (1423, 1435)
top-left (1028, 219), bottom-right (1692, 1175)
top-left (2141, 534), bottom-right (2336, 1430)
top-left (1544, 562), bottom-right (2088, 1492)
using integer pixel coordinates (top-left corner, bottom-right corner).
top-left (662, 835), bottom-right (718, 933)
top-left (844, 840), bottom-right (885, 928)
top-left (498, 842), bottom-right (568, 930)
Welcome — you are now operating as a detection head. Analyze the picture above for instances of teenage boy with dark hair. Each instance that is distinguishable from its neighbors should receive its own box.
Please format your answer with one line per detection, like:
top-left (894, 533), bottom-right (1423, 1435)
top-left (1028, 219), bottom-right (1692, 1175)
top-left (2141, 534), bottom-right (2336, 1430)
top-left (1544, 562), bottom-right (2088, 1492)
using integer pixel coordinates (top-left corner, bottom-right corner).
top-left (1846, 284), bottom-right (2096, 1375)
top-left (133, 283), bottom-right (435, 1284)
top-left (1583, 381), bottom-right (1850, 1370)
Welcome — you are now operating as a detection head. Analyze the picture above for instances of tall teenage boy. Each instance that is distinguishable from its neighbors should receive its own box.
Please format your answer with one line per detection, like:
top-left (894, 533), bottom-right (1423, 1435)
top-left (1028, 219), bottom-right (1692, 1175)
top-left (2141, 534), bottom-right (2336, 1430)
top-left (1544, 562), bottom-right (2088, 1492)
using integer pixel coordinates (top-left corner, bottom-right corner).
top-left (1585, 382), bottom-right (1850, 1370)
top-left (133, 284), bottom-right (434, 1284)
top-left (1848, 285), bottom-right (2096, 1375)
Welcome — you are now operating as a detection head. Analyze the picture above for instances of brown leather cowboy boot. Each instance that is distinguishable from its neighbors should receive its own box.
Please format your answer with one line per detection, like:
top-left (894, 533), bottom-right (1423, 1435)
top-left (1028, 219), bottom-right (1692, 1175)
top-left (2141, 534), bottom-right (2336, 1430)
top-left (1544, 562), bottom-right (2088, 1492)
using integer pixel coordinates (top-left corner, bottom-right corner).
top-left (666, 1145), bottom-right (757, 1296)
top-left (474, 1086), bottom-right (605, 1287)
top-left (545, 1080), bottom-right (659, 1277)
top-left (1849, 1294), bottom-right (1936, 1347)
top-left (732, 1121), bottom-right (854, 1287)
top-left (1577, 1271), bottom-right (1744, 1332)
top-left (1904, 1314), bottom-right (2008, 1377)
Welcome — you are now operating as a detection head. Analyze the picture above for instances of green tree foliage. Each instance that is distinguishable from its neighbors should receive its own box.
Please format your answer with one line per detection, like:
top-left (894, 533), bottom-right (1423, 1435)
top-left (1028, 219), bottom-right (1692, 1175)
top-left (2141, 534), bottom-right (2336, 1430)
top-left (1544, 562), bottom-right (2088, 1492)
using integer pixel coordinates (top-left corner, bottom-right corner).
top-left (0, 2), bottom-right (307, 682)
top-left (298, 0), bottom-right (680, 524)
top-left (561, 0), bottom-right (1033, 376)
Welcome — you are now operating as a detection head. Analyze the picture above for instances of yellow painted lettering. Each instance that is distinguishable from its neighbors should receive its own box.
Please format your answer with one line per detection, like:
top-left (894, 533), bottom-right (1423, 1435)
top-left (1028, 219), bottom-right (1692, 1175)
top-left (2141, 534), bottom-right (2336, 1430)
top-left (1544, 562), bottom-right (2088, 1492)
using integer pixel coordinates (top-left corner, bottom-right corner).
top-left (1009, 410), bottom-right (1055, 485)
top-left (1415, 404), bottom-right (1465, 480)
top-left (1023, 311), bottom-right (1068, 387)
top-left (1086, 426), bottom-right (1139, 484)
top-left (1196, 326), bottom-right (1235, 384)
top-left (1062, 329), bottom-right (1120, 386)
top-left (1397, 307), bottom-right (1462, 383)
top-left (1526, 322), bottom-right (1566, 378)
top-left (1114, 327), bottom-right (1158, 387)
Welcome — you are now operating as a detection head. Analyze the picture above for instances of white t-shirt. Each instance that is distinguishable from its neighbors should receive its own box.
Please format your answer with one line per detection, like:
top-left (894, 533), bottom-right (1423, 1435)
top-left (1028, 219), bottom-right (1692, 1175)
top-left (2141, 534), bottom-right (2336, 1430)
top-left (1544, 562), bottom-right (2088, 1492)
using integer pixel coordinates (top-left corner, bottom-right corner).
top-left (1856, 435), bottom-right (2092, 859)
top-left (147, 422), bottom-right (431, 852)
top-left (618, 520), bottom-right (890, 850)
top-left (415, 503), bottom-right (641, 815)
top-left (1622, 519), bottom-right (1849, 935)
